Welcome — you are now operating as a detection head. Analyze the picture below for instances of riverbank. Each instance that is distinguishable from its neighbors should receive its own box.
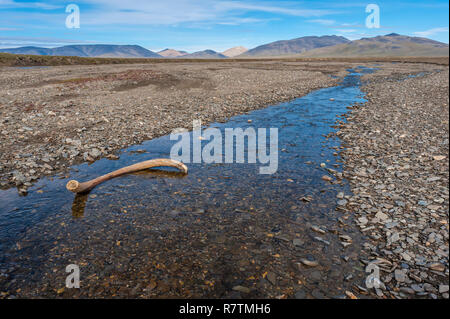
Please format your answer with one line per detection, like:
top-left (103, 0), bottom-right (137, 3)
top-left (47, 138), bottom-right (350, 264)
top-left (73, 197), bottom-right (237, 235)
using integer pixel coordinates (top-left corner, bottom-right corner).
top-left (338, 68), bottom-right (449, 298)
top-left (0, 60), bottom-right (439, 193)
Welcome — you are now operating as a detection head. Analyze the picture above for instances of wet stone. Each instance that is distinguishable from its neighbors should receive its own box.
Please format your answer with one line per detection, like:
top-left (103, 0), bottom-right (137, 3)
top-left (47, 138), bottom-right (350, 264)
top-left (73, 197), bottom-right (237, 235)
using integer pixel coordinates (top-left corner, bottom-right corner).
top-left (232, 286), bottom-right (250, 294)
top-left (294, 289), bottom-right (306, 299)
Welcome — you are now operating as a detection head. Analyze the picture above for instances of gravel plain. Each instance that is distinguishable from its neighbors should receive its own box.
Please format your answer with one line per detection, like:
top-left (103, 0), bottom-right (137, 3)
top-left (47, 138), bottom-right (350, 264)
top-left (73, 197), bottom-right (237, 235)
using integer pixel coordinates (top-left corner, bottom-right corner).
top-left (0, 59), bottom-right (448, 299)
top-left (338, 67), bottom-right (449, 299)
top-left (0, 61), bottom-right (351, 193)
top-left (0, 60), bottom-right (441, 194)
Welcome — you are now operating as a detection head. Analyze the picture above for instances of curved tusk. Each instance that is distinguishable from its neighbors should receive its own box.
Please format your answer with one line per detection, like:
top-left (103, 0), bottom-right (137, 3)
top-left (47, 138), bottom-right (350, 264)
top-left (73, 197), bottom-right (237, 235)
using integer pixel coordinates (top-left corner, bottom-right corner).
top-left (66, 158), bottom-right (188, 194)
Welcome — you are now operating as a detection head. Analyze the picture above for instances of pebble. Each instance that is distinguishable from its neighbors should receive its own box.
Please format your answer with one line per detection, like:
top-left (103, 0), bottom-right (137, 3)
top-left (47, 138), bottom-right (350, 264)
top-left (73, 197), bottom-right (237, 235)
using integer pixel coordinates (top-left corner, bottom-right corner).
top-left (400, 287), bottom-right (415, 295)
top-left (429, 263), bottom-right (445, 272)
top-left (232, 285), bottom-right (250, 294)
top-left (394, 269), bottom-right (407, 283)
top-left (293, 239), bottom-right (303, 247)
top-left (310, 225), bottom-right (326, 234)
top-left (314, 237), bottom-right (330, 245)
top-left (294, 289), bottom-right (306, 299)
top-left (439, 285), bottom-right (449, 294)
top-left (337, 199), bottom-right (348, 206)
top-left (300, 259), bottom-right (319, 267)
top-left (266, 272), bottom-right (276, 285)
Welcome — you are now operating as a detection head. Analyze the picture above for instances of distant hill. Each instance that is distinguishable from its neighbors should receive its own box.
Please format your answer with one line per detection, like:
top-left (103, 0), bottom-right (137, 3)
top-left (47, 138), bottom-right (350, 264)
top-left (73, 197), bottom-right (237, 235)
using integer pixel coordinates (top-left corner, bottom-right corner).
top-left (158, 48), bottom-right (188, 58)
top-left (0, 46), bottom-right (54, 56)
top-left (239, 35), bottom-right (350, 57)
top-left (2, 34), bottom-right (446, 60)
top-left (0, 45), bottom-right (161, 58)
top-left (299, 33), bottom-right (449, 57)
top-left (222, 46), bottom-right (248, 57)
top-left (182, 49), bottom-right (226, 59)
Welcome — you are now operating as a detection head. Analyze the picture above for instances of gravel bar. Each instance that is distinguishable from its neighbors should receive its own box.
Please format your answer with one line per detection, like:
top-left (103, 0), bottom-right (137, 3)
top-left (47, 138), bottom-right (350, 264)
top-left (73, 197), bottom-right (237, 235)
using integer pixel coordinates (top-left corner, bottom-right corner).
top-left (0, 61), bottom-right (348, 192)
top-left (338, 68), bottom-right (449, 299)
top-left (0, 61), bottom-right (439, 193)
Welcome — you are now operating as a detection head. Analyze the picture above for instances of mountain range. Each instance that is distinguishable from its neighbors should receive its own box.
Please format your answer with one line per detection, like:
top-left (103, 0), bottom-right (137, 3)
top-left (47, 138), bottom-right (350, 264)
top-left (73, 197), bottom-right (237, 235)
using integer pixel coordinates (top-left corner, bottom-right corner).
top-left (0, 44), bottom-right (161, 58)
top-left (299, 33), bottom-right (449, 57)
top-left (0, 34), bottom-right (447, 59)
top-left (240, 35), bottom-right (350, 57)
top-left (182, 49), bottom-right (227, 59)
top-left (157, 48), bottom-right (188, 57)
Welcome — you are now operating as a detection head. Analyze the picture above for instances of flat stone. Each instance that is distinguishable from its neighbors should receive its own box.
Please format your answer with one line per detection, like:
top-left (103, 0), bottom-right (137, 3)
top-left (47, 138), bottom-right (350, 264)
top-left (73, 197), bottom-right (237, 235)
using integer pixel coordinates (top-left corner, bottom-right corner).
top-left (427, 205), bottom-right (441, 211)
top-left (294, 289), bottom-right (306, 299)
top-left (388, 232), bottom-right (400, 245)
top-left (266, 272), bottom-right (276, 285)
top-left (300, 259), bottom-right (319, 267)
top-left (411, 284), bottom-right (424, 293)
top-left (314, 237), bottom-right (330, 245)
top-left (429, 263), bottom-right (445, 272)
top-left (310, 225), bottom-right (326, 234)
top-left (232, 285), bottom-right (250, 294)
top-left (337, 199), bottom-right (348, 206)
top-left (418, 200), bottom-right (428, 206)
top-left (339, 234), bottom-right (352, 242)
top-left (400, 287), bottom-right (415, 295)
top-left (293, 238), bottom-right (303, 247)
top-left (394, 269), bottom-right (407, 283)
top-left (89, 148), bottom-right (102, 158)
top-left (358, 217), bottom-right (368, 225)
top-left (439, 285), bottom-right (449, 294)
top-left (384, 221), bottom-right (399, 229)
top-left (375, 211), bottom-right (389, 221)
top-left (423, 283), bottom-right (436, 292)
top-left (310, 270), bottom-right (322, 282)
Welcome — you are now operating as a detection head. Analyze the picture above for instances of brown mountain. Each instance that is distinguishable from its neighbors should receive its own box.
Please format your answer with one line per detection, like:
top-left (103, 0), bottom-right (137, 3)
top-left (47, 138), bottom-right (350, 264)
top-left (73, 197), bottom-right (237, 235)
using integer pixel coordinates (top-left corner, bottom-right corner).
top-left (222, 46), bottom-right (248, 57)
top-left (157, 48), bottom-right (188, 58)
top-left (182, 50), bottom-right (226, 59)
top-left (239, 35), bottom-right (350, 57)
top-left (299, 33), bottom-right (449, 57)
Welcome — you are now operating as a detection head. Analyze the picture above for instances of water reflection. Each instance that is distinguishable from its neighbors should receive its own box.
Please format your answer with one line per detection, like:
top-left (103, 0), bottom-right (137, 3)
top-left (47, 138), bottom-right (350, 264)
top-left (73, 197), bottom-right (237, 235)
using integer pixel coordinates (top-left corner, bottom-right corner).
top-left (71, 193), bottom-right (89, 219)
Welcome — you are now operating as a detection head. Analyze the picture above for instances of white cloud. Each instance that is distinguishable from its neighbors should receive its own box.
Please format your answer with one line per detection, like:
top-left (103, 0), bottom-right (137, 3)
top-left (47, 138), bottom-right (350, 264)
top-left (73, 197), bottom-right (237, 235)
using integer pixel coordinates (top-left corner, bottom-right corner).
top-left (414, 27), bottom-right (449, 37)
top-left (216, 1), bottom-right (334, 17)
top-left (0, 0), bottom-right (62, 10)
top-left (308, 19), bottom-right (335, 26)
top-left (0, 0), bottom-right (337, 30)
top-left (73, 0), bottom-right (334, 26)
top-left (334, 29), bottom-right (357, 33)
top-left (0, 36), bottom-right (95, 49)
top-left (216, 17), bottom-right (268, 26)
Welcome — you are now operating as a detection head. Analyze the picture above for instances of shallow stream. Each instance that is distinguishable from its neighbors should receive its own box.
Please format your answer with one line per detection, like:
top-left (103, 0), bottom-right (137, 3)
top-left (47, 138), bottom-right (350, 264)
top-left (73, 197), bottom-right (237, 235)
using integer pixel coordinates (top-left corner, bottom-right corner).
top-left (0, 67), bottom-right (375, 298)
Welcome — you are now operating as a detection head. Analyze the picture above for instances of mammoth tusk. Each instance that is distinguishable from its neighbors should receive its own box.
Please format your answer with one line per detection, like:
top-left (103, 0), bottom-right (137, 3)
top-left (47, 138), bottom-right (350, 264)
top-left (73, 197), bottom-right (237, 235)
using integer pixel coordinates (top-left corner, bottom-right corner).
top-left (66, 158), bottom-right (188, 194)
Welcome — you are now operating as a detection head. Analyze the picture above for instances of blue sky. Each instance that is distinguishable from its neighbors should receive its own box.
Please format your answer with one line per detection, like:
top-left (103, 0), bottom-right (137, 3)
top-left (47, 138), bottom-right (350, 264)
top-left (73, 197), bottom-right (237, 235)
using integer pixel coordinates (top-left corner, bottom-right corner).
top-left (0, 0), bottom-right (448, 52)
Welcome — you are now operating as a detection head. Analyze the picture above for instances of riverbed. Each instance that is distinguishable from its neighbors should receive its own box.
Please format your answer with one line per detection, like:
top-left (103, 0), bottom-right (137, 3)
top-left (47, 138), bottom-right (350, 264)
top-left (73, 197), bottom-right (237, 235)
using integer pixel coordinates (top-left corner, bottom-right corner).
top-left (0, 67), bottom-right (382, 298)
